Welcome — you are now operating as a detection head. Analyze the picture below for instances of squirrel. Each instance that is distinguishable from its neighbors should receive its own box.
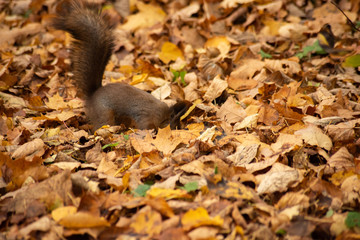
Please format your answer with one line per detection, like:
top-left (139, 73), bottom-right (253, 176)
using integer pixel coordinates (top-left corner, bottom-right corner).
top-left (53, 0), bottom-right (189, 130)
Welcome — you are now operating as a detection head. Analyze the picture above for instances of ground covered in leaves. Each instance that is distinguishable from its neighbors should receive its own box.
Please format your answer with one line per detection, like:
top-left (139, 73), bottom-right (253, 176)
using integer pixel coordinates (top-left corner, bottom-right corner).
top-left (1, 0), bottom-right (360, 239)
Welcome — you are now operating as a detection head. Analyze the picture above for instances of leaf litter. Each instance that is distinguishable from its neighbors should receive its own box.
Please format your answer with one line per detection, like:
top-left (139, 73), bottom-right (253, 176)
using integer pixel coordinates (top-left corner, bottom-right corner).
top-left (1, 0), bottom-right (360, 239)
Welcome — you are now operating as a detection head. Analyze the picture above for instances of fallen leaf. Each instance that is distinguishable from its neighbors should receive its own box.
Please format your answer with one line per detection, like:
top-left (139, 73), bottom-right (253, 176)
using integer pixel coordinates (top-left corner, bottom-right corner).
top-left (226, 144), bottom-right (259, 166)
top-left (204, 36), bottom-right (231, 57)
top-left (158, 42), bottom-right (184, 64)
top-left (181, 207), bottom-right (224, 231)
top-left (295, 125), bottom-right (332, 150)
top-left (59, 212), bottom-right (110, 228)
top-left (130, 206), bottom-right (162, 236)
top-left (121, 2), bottom-right (166, 31)
top-left (11, 138), bottom-right (45, 160)
top-left (45, 93), bottom-right (69, 110)
top-left (203, 76), bottom-right (228, 102)
top-left (217, 96), bottom-right (247, 125)
top-left (147, 188), bottom-right (190, 200)
top-left (19, 216), bottom-right (53, 237)
top-left (257, 169), bottom-right (300, 194)
top-left (51, 206), bottom-right (77, 222)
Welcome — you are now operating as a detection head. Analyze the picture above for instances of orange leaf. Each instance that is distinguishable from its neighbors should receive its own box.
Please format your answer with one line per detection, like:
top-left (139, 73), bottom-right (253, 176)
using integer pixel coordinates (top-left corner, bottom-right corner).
top-left (130, 208), bottom-right (162, 236)
top-left (51, 206), bottom-right (77, 222)
top-left (58, 212), bottom-right (110, 228)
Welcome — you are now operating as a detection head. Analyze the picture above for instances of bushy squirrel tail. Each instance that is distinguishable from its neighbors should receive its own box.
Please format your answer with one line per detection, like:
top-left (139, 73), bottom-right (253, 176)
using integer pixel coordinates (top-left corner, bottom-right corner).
top-left (53, 0), bottom-right (114, 98)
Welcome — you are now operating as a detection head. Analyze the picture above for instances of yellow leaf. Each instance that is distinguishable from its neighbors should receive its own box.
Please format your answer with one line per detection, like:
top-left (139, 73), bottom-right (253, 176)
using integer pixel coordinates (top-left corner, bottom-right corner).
top-left (105, 59), bottom-right (115, 71)
top-left (204, 36), bottom-right (231, 57)
top-left (46, 93), bottom-right (68, 110)
top-left (42, 127), bottom-right (60, 139)
top-left (119, 65), bottom-right (135, 77)
top-left (130, 73), bottom-right (148, 85)
top-left (158, 42), bottom-right (184, 64)
top-left (121, 2), bottom-right (166, 31)
top-left (287, 93), bottom-right (314, 108)
top-left (58, 212), bottom-right (110, 228)
top-left (236, 226), bottom-right (244, 236)
top-left (186, 122), bottom-right (204, 133)
top-left (280, 122), bottom-right (306, 134)
top-left (36, 110), bottom-right (76, 122)
top-left (217, 181), bottom-right (254, 200)
top-left (130, 209), bottom-right (162, 236)
top-left (329, 170), bottom-right (356, 186)
top-left (262, 20), bottom-right (286, 36)
top-left (151, 125), bottom-right (184, 155)
top-left (130, 131), bottom-right (157, 154)
top-left (147, 187), bottom-right (190, 199)
top-left (181, 207), bottom-right (224, 230)
top-left (51, 206), bottom-right (77, 222)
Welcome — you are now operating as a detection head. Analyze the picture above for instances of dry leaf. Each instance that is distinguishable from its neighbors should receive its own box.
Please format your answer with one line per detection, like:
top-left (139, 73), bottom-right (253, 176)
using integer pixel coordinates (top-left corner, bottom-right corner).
top-left (158, 42), bottom-right (184, 64)
top-left (12, 138), bottom-right (45, 160)
top-left (295, 125), bottom-right (332, 150)
top-left (147, 188), bottom-right (190, 200)
top-left (203, 76), bottom-right (228, 102)
top-left (45, 93), bottom-right (69, 110)
top-left (121, 2), bottom-right (166, 31)
top-left (181, 207), bottom-right (224, 231)
top-left (58, 212), bottom-right (110, 228)
top-left (257, 169), bottom-right (300, 194)
top-left (51, 206), bottom-right (77, 222)
top-left (204, 36), bottom-right (231, 57)
top-left (130, 207), bottom-right (162, 236)
top-left (217, 96), bottom-right (247, 125)
top-left (226, 144), bottom-right (259, 166)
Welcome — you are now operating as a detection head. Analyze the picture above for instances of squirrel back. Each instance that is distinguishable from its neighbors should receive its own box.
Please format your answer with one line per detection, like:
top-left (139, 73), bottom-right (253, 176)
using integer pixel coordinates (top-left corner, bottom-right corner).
top-left (53, 0), bottom-right (114, 98)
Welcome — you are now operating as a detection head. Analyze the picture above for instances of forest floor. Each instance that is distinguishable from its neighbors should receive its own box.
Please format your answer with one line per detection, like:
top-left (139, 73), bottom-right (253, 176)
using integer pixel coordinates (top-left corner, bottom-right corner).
top-left (1, 0), bottom-right (360, 239)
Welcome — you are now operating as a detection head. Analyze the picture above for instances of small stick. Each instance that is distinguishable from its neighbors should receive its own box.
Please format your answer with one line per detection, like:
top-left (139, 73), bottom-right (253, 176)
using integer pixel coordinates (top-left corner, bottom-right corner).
top-left (331, 1), bottom-right (360, 32)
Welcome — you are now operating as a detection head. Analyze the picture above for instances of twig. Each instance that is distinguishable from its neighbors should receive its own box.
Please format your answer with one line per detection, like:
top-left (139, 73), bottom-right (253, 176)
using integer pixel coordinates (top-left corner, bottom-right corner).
top-left (331, 1), bottom-right (360, 32)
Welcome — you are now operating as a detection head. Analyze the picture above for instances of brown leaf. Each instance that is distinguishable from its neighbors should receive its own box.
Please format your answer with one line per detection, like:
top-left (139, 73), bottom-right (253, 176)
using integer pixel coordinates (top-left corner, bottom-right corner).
top-left (217, 96), bottom-right (247, 125)
top-left (326, 120), bottom-right (358, 143)
top-left (328, 147), bottom-right (354, 170)
top-left (11, 138), bottom-right (45, 160)
top-left (227, 59), bottom-right (264, 90)
top-left (257, 166), bottom-right (301, 194)
top-left (4, 170), bottom-right (72, 215)
top-left (275, 192), bottom-right (310, 210)
top-left (5, 156), bottom-right (48, 188)
top-left (295, 125), bottom-right (332, 150)
top-left (340, 175), bottom-right (360, 208)
top-left (0, 23), bottom-right (43, 45)
top-left (258, 104), bottom-right (279, 125)
top-left (19, 216), bottom-right (53, 237)
top-left (203, 76), bottom-right (228, 102)
top-left (226, 144), bottom-right (259, 166)
top-left (160, 228), bottom-right (189, 240)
